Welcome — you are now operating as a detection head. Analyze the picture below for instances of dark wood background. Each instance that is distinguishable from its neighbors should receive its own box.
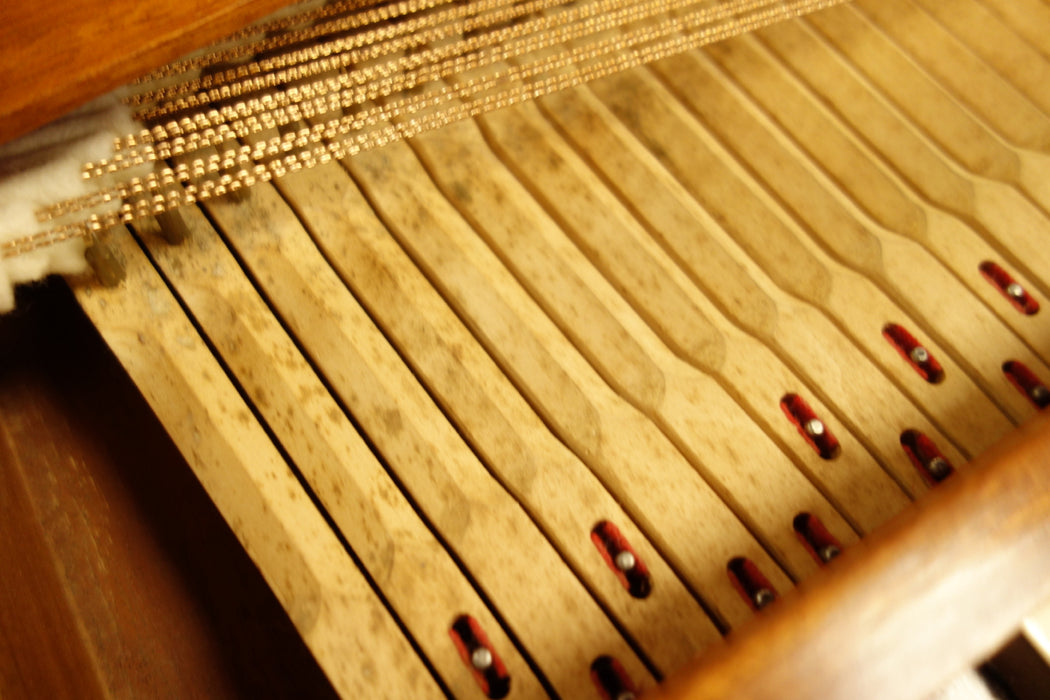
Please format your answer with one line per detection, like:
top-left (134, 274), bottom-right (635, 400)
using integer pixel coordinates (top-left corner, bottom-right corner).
top-left (0, 0), bottom-right (295, 145)
top-left (0, 278), bottom-right (338, 699)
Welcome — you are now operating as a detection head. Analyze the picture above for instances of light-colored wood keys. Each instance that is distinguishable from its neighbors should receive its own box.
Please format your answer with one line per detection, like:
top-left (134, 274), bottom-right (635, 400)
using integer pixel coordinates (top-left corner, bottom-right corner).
top-left (46, 3), bottom-right (1050, 697)
top-left (854, 0), bottom-right (1050, 153)
top-left (533, 85), bottom-right (916, 527)
top-left (706, 28), bottom-right (1050, 368)
top-left (416, 110), bottom-right (860, 578)
top-left (133, 204), bottom-right (547, 698)
top-left (591, 66), bottom-right (1017, 447)
top-left (975, 0), bottom-right (1050, 61)
top-left (797, 7), bottom-right (1050, 296)
top-left (73, 228), bottom-right (440, 699)
top-left (197, 181), bottom-right (651, 696)
top-left (341, 134), bottom-right (795, 627)
top-left (659, 43), bottom-right (1050, 418)
top-left (909, 0), bottom-right (1050, 117)
top-left (585, 68), bottom-right (996, 458)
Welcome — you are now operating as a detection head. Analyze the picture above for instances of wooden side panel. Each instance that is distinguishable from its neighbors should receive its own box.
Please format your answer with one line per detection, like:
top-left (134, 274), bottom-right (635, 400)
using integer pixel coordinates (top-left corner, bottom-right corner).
top-left (0, 280), bottom-right (338, 699)
top-left (0, 0), bottom-right (297, 144)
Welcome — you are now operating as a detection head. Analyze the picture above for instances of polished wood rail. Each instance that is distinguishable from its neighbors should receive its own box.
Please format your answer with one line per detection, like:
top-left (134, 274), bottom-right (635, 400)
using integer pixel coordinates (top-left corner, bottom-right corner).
top-left (651, 409), bottom-right (1050, 699)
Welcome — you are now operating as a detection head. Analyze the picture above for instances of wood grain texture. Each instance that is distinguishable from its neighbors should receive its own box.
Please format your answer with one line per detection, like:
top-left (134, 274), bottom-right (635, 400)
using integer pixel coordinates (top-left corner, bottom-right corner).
top-left (702, 28), bottom-right (1050, 366)
top-left (73, 227), bottom-right (441, 698)
top-left (0, 0), bottom-right (296, 144)
top-left (7, 0), bottom-right (1050, 697)
top-left (796, 6), bottom-right (1050, 295)
top-left (494, 88), bottom-right (914, 527)
top-left (417, 108), bottom-right (857, 578)
top-left (585, 67), bottom-right (1014, 459)
top-left (657, 44), bottom-right (1050, 419)
top-left (136, 200), bottom-right (550, 698)
top-left (274, 159), bottom-right (722, 675)
top-left (648, 410), bottom-right (1050, 700)
top-left (0, 279), bottom-right (338, 699)
top-left (341, 133), bottom-right (793, 629)
top-left (198, 172), bottom-right (654, 697)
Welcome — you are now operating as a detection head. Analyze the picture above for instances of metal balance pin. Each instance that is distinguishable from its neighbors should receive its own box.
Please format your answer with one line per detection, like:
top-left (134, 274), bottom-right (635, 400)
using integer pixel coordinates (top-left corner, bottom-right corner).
top-left (471, 647), bottom-right (493, 671)
top-left (754, 588), bottom-right (776, 609)
top-left (910, 346), bottom-right (930, 364)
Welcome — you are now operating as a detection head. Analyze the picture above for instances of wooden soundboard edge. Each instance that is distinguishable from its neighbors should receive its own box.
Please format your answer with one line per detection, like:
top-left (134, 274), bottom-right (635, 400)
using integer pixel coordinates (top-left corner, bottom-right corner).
top-left (0, 0), bottom-right (299, 146)
top-left (648, 409), bottom-right (1050, 700)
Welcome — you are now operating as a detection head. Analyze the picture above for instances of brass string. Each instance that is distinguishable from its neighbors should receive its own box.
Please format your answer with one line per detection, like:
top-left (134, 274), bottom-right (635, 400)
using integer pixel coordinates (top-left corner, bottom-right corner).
top-left (3, 0), bottom-right (845, 259)
top-left (135, 0), bottom-right (457, 83)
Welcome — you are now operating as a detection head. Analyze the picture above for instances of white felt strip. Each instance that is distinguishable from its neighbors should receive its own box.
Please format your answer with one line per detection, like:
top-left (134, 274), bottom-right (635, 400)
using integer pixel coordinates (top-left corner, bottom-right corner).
top-left (0, 92), bottom-right (138, 312)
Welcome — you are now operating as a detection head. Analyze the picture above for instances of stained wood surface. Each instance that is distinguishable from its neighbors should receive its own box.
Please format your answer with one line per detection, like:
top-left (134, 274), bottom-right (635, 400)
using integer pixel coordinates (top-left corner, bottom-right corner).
top-left (648, 410), bottom-right (1050, 700)
top-left (6, 0), bottom-right (1050, 697)
top-left (274, 160), bottom-right (721, 671)
top-left (142, 188), bottom-right (625, 696)
top-left (0, 0), bottom-right (296, 144)
top-left (73, 224), bottom-right (442, 697)
top-left (0, 279), bottom-right (337, 699)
